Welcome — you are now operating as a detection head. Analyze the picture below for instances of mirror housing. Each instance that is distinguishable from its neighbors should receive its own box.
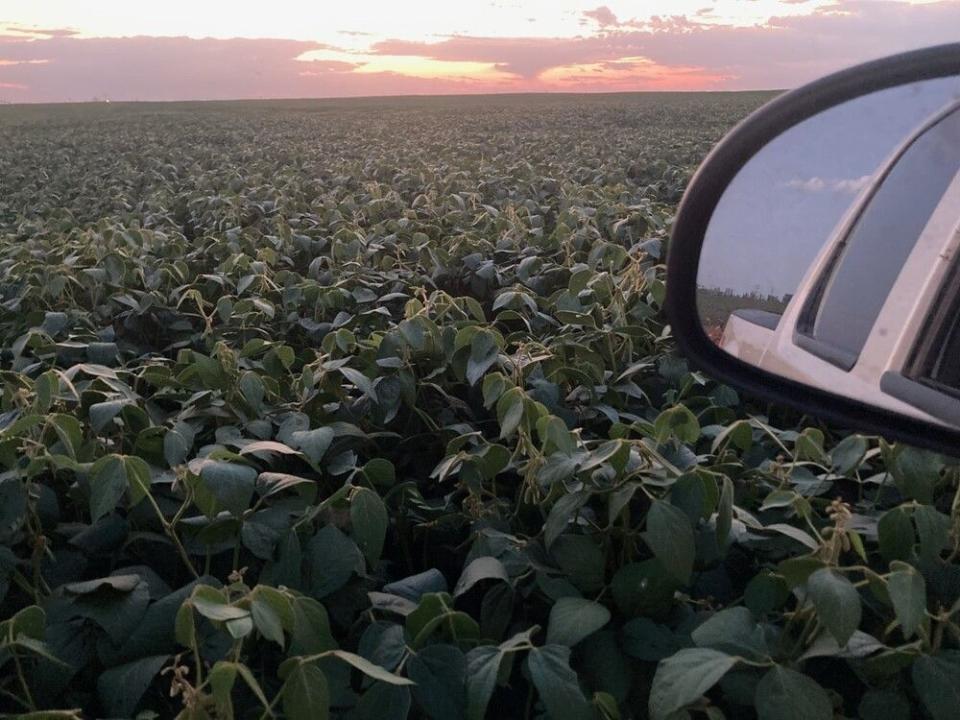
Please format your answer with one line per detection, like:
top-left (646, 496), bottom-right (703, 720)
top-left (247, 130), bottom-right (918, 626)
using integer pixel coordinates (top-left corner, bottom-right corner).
top-left (666, 43), bottom-right (960, 455)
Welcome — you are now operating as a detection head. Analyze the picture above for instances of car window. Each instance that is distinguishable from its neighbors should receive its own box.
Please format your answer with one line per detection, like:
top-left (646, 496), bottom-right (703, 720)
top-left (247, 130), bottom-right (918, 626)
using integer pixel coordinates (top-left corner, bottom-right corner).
top-left (800, 103), bottom-right (960, 364)
top-left (925, 313), bottom-right (960, 393)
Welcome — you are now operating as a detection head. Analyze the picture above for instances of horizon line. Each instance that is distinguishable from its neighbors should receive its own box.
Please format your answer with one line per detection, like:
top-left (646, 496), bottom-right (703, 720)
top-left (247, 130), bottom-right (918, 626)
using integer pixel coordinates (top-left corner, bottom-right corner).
top-left (0, 87), bottom-right (787, 108)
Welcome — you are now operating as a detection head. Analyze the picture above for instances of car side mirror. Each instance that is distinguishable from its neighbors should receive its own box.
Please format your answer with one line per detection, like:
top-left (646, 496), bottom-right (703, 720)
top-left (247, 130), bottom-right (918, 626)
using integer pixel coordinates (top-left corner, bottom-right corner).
top-left (666, 43), bottom-right (960, 454)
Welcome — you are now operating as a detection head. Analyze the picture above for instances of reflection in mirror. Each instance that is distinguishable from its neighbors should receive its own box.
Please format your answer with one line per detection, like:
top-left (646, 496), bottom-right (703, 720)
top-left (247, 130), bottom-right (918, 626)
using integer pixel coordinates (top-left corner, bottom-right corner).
top-left (697, 75), bottom-right (960, 428)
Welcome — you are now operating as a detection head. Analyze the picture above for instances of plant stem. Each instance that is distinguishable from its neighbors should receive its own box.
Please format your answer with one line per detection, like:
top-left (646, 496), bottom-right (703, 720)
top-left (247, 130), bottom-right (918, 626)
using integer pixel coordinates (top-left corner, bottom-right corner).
top-left (12, 650), bottom-right (36, 712)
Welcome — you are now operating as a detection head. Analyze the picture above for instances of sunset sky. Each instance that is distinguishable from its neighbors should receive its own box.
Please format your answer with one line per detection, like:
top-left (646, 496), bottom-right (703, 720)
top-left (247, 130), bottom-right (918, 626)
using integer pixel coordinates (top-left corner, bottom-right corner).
top-left (1, 1), bottom-right (958, 102)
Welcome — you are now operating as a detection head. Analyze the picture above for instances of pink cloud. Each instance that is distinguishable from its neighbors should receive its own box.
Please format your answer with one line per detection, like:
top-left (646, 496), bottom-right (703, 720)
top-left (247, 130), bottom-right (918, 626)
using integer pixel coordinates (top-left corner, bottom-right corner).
top-left (0, 1), bottom-right (958, 102)
top-left (372, 1), bottom-right (960, 89)
top-left (582, 6), bottom-right (620, 28)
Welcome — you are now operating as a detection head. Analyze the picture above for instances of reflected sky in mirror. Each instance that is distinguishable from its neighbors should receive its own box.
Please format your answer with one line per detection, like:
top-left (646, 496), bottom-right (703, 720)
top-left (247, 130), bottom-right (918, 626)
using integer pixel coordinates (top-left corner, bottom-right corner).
top-left (698, 76), bottom-right (960, 304)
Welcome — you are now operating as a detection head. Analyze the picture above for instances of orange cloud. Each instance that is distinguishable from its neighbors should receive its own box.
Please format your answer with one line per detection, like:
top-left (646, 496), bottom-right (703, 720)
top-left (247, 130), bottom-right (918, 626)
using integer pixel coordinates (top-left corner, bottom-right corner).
top-left (540, 57), bottom-right (729, 91)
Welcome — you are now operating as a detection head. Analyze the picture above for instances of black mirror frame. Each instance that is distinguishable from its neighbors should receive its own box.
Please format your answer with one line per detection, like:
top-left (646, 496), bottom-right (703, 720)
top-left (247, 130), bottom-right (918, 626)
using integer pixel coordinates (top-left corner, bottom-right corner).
top-left (666, 42), bottom-right (960, 455)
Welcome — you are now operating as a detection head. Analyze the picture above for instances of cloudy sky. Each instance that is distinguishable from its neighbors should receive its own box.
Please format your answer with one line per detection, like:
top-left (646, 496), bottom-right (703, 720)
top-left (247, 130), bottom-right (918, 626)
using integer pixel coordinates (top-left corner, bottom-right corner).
top-left (1, 1), bottom-right (958, 102)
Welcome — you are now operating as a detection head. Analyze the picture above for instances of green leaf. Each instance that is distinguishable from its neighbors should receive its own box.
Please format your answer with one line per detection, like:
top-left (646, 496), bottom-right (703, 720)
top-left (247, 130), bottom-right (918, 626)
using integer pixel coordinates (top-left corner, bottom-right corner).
top-left (691, 607), bottom-right (768, 660)
top-left (712, 419), bottom-right (752, 453)
top-left (66, 575), bottom-right (150, 644)
top-left (611, 559), bottom-right (679, 618)
top-left (251, 585), bottom-right (293, 647)
top-left (467, 329), bottom-right (500, 386)
top-left (359, 622), bottom-right (406, 671)
top-left (97, 654), bottom-right (169, 718)
top-left (209, 661), bottom-right (237, 717)
top-left (878, 506), bottom-right (915, 563)
top-left (351, 487), bottom-right (388, 565)
top-left (290, 427), bottom-right (335, 464)
top-left (551, 534), bottom-right (605, 593)
top-left (670, 473), bottom-right (709, 523)
top-left (356, 683), bottom-right (412, 720)
top-left (754, 665), bottom-right (832, 720)
top-left (330, 650), bottom-right (414, 685)
top-left (191, 585), bottom-right (250, 622)
top-left (383, 569), bottom-right (448, 601)
top-left (0, 476), bottom-right (27, 543)
top-left (164, 425), bottom-right (192, 467)
top-left (289, 595), bottom-right (337, 656)
top-left (239, 371), bottom-right (266, 412)
top-left (50, 413), bottom-right (83, 459)
top-left (857, 689), bottom-right (912, 720)
top-left (890, 447), bottom-right (942, 504)
top-left (454, 556), bottom-right (509, 597)
top-left (282, 662), bottom-right (330, 720)
top-left (887, 561), bottom-right (926, 639)
top-left (363, 458), bottom-right (396, 487)
top-left (89, 399), bottom-right (130, 432)
top-left (175, 601), bottom-right (196, 648)
top-left (795, 428), bottom-right (826, 464)
top-left (622, 618), bottom-right (688, 661)
top-left (496, 387), bottom-right (525, 440)
top-left (340, 366), bottom-right (378, 402)
top-left (546, 597), bottom-right (611, 647)
top-left (912, 651), bottom-right (960, 720)
top-left (831, 434), bottom-right (868, 474)
top-left (645, 500), bottom-right (696, 584)
top-left (716, 476), bottom-right (733, 549)
top-left (580, 631), bottom-right (632, 705)
top-left (545, 491), bottom-right (588, 549)
top-left (407, 593), bottom-right (451, 644)
top-left (744, 572), bottom-right (790, 615)
top-left (465, 646), bottom-right (502, 720)
top-left (89, 454), bottom-right (128, 521)
top-left (649, 648), bottom-right (738, 720)
top-left (196, 459), bottom-right (257, 516)
top-left (64, 573), bottom-right (141, 594)
top-left (9, 605), bottom-right (45, 640)
top-left (914, 505), bottom-right (951, 564)
top-left (305, 524), bottom-right (363, 598)
top-left (527, 644), bottom-right (593, 720)
top-left (233, 662), bottom-right (274, 711)
top-left (806, 568), bottom-right (861, 646)
top-left (654, 405), bottom-right (700, 444)
top-left (408, 644), bottom-right (466, 720)
top-left (123, 455), bottom-right (153, 507)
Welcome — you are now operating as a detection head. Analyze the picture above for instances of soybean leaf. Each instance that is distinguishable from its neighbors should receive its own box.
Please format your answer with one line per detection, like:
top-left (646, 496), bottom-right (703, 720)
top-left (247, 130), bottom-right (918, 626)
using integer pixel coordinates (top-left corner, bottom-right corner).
top-left (306, 525), bottom-right (364, 598)
top-left (754, 665), bottom-right (832, 720)
top-left (645, 500), bottom-right (695, 584)
top-left (408, 644), bottom-right (466, 720)
top-left (887, 561), bottom-right (926, 639)
top-left (89, 454), bottom-right (128, 521)
top-left (467, 330), bottom-right (499, 386)
top-left (290, 427), bottom-right (335, 464)
top-left (97, 654), bottom-right (169, 718)
top-left (546, 597), bottom-right (610, 647)
top-left (691, 607), bottom-right (768, 660)
top-left (355, 683), bottom-right (412, 720)
top-left (282, 662), bottom-right (330, 720)
top-left (330, 650), bottom-right (414, 685)
top-left (806, 568), bottom-right (861, 646)
top-left (527, 644), bottom-right (593, 720)
top-left (454, 556), bottom-right (509, 597)
top-left (912, 651), bottom-right (960, 720)
top-left (351, 487), bottom-right (388, 565)
top-left (649, 648), bottom-right (738, 720)
top-left (465, 646), bottom-right (502, 720)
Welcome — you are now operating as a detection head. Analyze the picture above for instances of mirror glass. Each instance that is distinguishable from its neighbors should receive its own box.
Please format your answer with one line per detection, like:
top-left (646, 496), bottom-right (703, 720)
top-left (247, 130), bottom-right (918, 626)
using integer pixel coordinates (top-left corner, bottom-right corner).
top-left (697, 75), bottom-right (960, 427)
